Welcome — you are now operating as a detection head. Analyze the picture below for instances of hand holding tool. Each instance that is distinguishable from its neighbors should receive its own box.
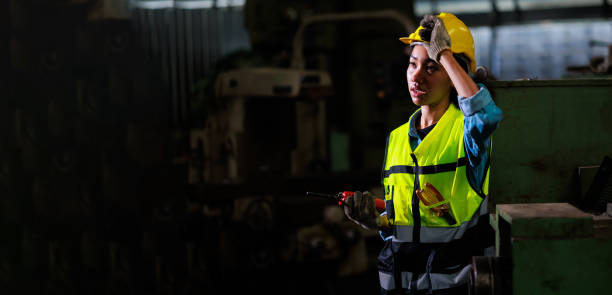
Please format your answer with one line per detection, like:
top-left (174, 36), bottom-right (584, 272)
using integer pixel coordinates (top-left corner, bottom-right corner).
top-left (306, 191), bottom-right (388, 230)
top-left (342, 191), bottom-right (382, 230)
top-left (307, 191), bottom-right (387, 230)
top-left (306, 191), bottom-right (385, 212)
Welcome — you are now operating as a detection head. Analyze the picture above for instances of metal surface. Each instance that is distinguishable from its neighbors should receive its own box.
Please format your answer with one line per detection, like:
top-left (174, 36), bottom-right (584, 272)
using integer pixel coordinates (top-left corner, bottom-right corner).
top-left (306, 192), bottom-right (338, 200)
top-left (215, 67), bottom-right (332, 97)
top-left (488, 79), bottom-right (612, 206)
top-left (469, 256), bottom-right (510, 295)
top-left (579, 156), bottom-right (612, 213)
top-left (494, 203), bottom-right (593, 239)
top-left (481, 203), bottom-right (612, 295)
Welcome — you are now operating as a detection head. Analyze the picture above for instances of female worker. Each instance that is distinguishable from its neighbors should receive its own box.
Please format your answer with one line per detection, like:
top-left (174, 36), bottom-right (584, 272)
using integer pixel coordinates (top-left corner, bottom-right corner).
top-left (343, 13), bottom-right (503, 295)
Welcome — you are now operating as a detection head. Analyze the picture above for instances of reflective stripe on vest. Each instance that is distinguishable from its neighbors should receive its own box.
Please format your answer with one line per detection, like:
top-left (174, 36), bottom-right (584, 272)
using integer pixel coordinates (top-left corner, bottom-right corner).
top-left (392, 197), bottom-right (488, 243)
top-left (383, 157), bottom-right (468, 177)
top-left (379, 264), bottom-right (471, 291)
top-left (382, 104), bottom-right (490, 242)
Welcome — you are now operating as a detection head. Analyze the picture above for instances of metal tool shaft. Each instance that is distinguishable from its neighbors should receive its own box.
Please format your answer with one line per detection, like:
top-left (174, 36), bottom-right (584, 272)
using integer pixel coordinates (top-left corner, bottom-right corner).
top-left (306, 192), bottom-right (338, 200)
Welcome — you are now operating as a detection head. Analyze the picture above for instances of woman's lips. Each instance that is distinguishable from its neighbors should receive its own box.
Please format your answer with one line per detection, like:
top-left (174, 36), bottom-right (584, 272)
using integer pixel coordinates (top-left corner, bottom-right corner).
top-left (410, 87), bottom-right (426, 97)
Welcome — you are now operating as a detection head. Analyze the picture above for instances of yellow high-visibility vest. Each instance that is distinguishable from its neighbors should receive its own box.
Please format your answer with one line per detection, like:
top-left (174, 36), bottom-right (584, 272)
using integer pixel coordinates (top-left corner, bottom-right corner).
top-left (382, 103), bottom-right (490, 243)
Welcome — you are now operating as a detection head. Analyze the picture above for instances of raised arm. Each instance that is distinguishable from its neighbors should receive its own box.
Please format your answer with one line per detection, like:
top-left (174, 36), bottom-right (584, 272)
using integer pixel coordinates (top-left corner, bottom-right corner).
top-left (439, 50), bottom-right (479, 98)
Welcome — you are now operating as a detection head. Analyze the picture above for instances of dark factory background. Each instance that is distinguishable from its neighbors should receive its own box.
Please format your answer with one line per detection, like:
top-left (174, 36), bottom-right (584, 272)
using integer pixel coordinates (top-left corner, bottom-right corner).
top-left (2, 1), bottom-right (612, 295)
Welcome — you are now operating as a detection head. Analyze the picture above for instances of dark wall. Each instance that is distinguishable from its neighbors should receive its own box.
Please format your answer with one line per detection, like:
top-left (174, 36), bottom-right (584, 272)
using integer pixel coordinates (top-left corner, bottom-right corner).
top-left (3, 1), bottom-right (184, 294)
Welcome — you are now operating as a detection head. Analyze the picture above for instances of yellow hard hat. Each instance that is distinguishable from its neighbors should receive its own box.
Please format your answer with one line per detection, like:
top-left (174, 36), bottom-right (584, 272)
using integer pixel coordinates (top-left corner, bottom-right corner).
top-left (399, 12), bottom-right (476, 73)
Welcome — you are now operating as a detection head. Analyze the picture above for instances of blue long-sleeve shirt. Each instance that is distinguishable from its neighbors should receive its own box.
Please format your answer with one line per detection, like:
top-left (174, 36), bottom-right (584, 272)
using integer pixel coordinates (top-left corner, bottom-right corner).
top-left (380, 85), bottom-right (502, 240)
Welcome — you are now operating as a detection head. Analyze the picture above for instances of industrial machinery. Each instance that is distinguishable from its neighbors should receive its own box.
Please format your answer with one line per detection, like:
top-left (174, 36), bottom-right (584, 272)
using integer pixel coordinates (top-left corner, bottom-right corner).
top-left (470, 203), bottom-right (612, 295)
top-left (192, 67), bottom-right (332, 183)
top-left (192, 10), bottom-right (416, 183)
top-left (467, 79), bottom-right (612, 295)
top-left (488, 79), bottom-right (612, 206)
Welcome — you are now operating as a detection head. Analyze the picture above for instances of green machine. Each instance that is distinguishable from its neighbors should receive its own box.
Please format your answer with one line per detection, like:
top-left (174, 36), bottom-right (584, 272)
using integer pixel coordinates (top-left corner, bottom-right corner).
top-left (488, 79), bottom-right (612, 206)
top-left (471, 203), bottom-right (612, 295)
top-left (468, 79), bottom-right (612, 295)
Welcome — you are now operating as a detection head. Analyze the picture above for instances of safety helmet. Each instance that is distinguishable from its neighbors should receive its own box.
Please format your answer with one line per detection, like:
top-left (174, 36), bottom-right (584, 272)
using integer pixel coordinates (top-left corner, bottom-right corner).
top-left (399, 12), bottom-right (476, 73)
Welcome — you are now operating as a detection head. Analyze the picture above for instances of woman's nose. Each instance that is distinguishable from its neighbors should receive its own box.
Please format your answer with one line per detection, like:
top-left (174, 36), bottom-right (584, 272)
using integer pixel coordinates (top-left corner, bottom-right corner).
top-left (410, 66), bottom-right (425, 83)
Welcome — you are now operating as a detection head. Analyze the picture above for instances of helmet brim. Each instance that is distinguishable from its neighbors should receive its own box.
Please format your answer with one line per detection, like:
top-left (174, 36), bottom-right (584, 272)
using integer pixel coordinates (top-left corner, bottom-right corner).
top-left (399, 37), bottom-right (429, 45)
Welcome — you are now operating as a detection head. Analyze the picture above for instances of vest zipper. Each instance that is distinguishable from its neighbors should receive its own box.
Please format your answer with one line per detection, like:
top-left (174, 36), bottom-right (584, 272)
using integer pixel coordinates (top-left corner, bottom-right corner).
top-left (390, 185), bottom-right (396, 236)
top-left (410, 153), bottom-right (421, 294)
top-left (410, 153), bottom-right (421, 243)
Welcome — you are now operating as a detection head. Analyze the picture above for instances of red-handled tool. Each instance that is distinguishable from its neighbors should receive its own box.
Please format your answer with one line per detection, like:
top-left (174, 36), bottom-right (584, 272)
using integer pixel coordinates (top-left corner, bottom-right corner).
top-left (306, 191), bottom-right (386, 212)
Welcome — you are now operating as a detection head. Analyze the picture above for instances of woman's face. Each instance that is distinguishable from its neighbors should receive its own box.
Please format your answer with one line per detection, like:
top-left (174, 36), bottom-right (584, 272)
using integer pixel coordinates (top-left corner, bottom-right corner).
top-left (406, 45), bottom-right (453, 107)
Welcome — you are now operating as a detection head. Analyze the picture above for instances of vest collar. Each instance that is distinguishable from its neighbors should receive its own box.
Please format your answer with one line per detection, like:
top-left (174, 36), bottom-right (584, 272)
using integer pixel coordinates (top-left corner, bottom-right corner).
top-left (408, 103), bottom-right (462, 155)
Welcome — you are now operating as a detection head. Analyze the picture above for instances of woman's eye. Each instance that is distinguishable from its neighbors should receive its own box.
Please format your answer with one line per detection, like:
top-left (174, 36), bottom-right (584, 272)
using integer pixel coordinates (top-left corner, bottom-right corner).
top-left (426, 65), bottom-right (437, 72)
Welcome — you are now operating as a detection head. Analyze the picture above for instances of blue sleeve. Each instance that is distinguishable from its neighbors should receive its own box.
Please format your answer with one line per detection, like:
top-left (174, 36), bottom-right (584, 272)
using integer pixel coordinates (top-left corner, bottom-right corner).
top-left (458, 84), bottom-right (503, 191)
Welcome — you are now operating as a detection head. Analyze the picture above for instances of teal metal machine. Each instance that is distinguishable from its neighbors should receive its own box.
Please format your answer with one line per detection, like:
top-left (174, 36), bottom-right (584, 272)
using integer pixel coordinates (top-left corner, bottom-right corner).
top-left (488, 79), bottom-right (612, 206)
top-left (469, 79), bottom-right (612, 295)
top-left (471, 203), bottom-right (612, 295)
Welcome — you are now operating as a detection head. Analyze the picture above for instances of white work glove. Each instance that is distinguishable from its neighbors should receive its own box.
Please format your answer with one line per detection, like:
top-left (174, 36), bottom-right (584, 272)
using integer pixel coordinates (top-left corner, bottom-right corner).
top-left (420, 15), bottom-right (451, 62)
top-left (343, 191), bottom-right (379, 230)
